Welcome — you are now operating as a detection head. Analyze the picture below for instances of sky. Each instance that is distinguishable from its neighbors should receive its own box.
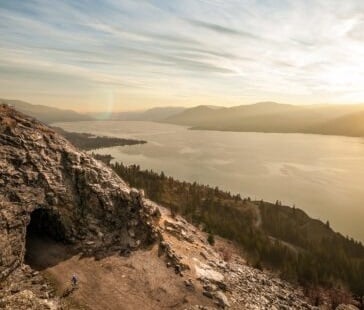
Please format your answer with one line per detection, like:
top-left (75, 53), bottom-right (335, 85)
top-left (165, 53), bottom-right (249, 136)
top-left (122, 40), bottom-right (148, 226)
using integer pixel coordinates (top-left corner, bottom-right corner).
top-left (1, 0), bottom-right (364, 112)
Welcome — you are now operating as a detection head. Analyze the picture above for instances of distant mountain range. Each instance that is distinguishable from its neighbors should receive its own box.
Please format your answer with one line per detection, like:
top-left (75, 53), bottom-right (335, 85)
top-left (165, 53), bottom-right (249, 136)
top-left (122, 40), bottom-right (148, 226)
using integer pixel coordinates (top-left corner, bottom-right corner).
top-left (162, 102), bottom-right (364, 137)
top-left (0, 99), bottom-right (184, 124)
top-left (90, 106), bottom-right (186, 121)
top-left (0, 99), bottom-right (92, 123)
top-left (3, 98), bottom-right (364, 137)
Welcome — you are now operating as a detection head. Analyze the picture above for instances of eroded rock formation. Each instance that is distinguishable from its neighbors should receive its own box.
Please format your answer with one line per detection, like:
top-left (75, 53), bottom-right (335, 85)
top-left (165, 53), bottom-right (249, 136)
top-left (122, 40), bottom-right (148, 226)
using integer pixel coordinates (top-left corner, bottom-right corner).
top-left (0, 104), bottom-right (159, 281)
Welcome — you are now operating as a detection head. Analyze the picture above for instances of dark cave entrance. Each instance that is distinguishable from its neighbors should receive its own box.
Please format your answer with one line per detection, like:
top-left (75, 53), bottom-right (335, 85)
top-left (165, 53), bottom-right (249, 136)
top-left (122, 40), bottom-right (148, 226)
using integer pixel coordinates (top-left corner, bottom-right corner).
top-left (25, 208), bottom-right (70, 269)
top-left (26, 208), bottom-right (66, 242)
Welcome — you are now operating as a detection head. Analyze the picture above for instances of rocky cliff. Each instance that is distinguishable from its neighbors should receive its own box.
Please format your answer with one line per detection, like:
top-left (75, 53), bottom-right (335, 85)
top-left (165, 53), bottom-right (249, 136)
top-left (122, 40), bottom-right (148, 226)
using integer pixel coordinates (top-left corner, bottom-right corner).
top-left (0, 104), bottom-right (161, 307)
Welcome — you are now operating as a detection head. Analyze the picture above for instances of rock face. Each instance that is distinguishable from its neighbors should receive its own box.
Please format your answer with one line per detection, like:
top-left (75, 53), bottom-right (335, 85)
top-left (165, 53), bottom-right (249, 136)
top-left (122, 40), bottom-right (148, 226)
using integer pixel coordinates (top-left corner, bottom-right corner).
top-left (0, 104), bottom-right (158, 280)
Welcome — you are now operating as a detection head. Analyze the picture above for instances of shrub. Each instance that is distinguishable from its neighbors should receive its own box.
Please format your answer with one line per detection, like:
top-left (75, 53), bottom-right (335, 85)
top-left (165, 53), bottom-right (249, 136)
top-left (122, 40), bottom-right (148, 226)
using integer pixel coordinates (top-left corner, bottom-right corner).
top-left (207, 233), bottom-right (215, 246)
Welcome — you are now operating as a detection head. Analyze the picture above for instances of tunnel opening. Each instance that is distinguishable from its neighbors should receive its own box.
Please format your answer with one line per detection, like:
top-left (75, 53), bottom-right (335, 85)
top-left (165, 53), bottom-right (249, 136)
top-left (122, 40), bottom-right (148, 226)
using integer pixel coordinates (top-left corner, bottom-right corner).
top-left (25, 208), bottom-right (72, 270)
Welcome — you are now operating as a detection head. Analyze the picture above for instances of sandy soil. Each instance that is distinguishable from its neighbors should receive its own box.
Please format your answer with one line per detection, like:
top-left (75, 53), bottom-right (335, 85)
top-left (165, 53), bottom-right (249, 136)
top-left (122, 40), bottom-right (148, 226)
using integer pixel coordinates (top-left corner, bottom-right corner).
top-left (25, 235), bottom-right (213, 310)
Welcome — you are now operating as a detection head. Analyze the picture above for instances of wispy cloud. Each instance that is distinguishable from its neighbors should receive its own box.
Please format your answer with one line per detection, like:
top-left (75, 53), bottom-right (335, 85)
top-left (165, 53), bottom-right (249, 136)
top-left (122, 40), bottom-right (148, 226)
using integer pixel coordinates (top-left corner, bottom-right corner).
top-left (186, 19), bottom-right (262, 40)
top-left (0, 0), bottom-right (364, 111)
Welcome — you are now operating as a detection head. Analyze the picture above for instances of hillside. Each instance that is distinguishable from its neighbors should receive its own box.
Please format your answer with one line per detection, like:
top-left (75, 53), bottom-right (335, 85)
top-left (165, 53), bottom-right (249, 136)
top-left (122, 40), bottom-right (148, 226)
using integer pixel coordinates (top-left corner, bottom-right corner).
top-left (306, 111), bottom-right (364, 137)
top-left (162, 102), bottom-right (364, 137)
top-left (111, 162), bottom-right (364, 306)
top-left (0, 104), bottom-right (328, 309)
top-left (0, 99), bottom-right (92, 123)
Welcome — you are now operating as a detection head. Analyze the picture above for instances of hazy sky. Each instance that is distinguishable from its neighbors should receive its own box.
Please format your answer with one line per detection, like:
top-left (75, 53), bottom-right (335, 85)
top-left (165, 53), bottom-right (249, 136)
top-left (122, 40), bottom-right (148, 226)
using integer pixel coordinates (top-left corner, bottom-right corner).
top-left (1, 0), bottom-right (364, 112)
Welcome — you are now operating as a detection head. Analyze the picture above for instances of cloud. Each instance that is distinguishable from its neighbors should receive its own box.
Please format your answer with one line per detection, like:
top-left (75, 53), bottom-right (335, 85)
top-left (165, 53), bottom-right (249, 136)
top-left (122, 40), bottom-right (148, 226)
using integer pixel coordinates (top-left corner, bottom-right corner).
top-left (186, 19), bottom-right (261, 40)
top-left (0, 0), bottom-right (364, 110)
top-left (348, 18), bottom-right (364, 41)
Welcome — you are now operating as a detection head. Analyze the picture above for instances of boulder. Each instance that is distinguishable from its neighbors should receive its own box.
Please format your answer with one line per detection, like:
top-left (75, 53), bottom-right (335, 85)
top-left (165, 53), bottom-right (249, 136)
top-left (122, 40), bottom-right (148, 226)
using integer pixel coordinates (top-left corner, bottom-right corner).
top-left (214, 291), bottom-right (231, 308)
top-left (194, 260), bottom-right (224, 284)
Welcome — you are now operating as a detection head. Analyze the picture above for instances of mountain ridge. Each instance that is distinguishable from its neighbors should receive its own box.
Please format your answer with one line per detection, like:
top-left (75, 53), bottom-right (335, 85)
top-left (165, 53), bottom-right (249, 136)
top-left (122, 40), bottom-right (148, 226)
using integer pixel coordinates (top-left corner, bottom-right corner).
top-left (0, 99), bottom-right (93, 124)
top-left (91, 106), bottom-right (186, 121)
top-left (162, 102), bottom-right (364, 137)
top-left (4, 98), bottom-right (364, 138)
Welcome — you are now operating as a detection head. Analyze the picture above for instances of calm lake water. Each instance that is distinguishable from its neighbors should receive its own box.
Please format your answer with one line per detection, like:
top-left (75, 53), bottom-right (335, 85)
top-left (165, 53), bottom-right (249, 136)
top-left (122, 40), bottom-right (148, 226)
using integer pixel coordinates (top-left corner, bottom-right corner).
top-left (55, 121), bottom-right (364, 242)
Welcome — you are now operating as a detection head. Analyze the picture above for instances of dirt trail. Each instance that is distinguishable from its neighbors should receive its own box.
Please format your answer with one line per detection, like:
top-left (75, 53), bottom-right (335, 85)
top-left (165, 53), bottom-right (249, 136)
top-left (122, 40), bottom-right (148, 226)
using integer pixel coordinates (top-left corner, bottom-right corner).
top-left (26, 236), bottom-right (212, 310)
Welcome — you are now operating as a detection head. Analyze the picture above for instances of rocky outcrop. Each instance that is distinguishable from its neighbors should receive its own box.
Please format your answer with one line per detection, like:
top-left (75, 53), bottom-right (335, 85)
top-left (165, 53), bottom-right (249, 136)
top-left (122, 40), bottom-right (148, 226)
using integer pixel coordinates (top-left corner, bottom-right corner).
top-left (226, 262), bottom-right (313, 309)
top-left (155, 206), bottom-right (318, 310)
top-left (0, 265), bottom-right (58, 309)
top-left (0, 104), bottom-right (159, 282)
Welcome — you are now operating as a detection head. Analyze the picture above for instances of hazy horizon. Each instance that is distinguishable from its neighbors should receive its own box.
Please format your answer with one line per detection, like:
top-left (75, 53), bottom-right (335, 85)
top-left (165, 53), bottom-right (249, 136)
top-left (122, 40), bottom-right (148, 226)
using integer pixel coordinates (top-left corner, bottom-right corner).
top-left (1, 0), bottom-right (364, 112)
top-left (4, 97), bottom-right (364, 114)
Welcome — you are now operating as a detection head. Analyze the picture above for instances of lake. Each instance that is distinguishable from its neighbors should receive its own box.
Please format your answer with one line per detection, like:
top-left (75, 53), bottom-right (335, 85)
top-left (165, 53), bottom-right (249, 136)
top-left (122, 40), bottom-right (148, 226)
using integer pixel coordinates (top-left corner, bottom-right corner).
top-left (54, 121), bottom-right (364, 242)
